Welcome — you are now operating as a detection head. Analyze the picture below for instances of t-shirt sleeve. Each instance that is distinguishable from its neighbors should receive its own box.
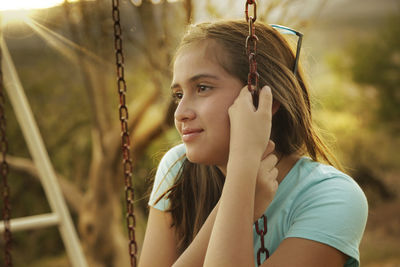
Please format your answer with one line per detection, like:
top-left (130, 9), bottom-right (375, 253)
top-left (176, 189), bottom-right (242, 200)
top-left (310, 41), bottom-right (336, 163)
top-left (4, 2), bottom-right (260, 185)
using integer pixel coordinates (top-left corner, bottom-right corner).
top-left (285, 175), bottom-right (368, 267)
top-left (148, 144), bottom-right (186, 211)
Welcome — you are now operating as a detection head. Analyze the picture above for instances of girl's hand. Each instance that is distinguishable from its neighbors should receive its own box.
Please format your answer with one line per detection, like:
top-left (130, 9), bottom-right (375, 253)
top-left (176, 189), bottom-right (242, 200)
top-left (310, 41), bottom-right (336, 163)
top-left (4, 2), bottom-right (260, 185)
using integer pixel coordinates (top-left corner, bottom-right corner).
top-left (228, 86), bottom-right (273, 161)
top-left (254, 141), bottom-right (279, 221)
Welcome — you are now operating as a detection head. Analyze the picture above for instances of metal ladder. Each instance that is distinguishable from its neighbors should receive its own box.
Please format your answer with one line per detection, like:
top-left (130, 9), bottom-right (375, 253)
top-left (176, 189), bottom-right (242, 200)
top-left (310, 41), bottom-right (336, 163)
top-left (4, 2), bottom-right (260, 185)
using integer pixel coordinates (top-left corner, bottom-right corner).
top-left (0, 37), bottom-right (88, 267)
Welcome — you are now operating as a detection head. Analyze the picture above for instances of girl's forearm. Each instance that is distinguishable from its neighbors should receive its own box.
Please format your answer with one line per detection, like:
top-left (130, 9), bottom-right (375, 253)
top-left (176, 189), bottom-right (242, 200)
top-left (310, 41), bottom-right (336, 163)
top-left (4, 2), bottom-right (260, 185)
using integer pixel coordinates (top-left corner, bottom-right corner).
top-left (172, 201), bottom-right (220, 267)
top-left (204, 154), bottom-right (259, 267)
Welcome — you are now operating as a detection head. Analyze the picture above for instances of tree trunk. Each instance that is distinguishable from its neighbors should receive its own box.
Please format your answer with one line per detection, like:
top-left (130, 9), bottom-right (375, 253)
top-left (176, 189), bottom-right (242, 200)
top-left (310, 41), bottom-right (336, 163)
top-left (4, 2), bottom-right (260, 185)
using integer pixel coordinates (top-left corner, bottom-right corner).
top-left (78, 132), bottom-right (129, 267)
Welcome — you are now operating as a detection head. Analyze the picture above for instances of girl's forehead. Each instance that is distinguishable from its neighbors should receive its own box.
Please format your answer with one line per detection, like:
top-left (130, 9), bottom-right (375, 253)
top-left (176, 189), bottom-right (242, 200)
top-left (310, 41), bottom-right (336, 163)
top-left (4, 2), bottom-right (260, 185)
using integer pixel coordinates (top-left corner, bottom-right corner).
top-left (176, 40), bottom-right (218, 59)
top-left (189, 38), bottom-right (229, 55)
top-left (171, 42), bottom-right (237, 87)
top-left (173, 40), bottom-right (229, 72)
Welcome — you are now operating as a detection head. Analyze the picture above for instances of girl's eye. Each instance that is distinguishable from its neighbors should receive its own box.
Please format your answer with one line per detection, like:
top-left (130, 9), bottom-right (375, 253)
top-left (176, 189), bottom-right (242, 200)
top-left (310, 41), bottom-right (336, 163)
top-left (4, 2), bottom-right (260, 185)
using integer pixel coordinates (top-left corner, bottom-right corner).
top-left (172, 91), bottom-right (183, 103)
top-left (197, 84), bottom-right (213, 93)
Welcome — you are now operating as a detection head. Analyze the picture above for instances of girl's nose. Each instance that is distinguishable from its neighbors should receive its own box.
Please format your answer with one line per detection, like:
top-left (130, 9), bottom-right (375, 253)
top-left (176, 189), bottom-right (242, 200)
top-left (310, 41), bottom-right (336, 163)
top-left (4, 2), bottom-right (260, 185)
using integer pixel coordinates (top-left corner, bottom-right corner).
top-left (174, 99), bottom-right (196, 122)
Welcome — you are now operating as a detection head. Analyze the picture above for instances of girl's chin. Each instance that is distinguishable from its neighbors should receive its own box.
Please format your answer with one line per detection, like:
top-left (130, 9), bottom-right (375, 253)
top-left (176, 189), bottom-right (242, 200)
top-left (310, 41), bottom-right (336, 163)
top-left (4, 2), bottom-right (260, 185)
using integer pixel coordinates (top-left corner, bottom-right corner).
top-left (186, 153), bottom-right (205, 164)
top-left (186, 150), bottom-right (210, 165)
top-left (185, 148), bottom-right (227, 167)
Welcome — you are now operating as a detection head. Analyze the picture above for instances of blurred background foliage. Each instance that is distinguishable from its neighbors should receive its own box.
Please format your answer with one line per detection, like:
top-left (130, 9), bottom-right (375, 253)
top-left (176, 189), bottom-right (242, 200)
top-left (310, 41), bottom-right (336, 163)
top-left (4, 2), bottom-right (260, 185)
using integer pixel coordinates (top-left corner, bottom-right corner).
top-left (0, 0), bottom-right (399, 266)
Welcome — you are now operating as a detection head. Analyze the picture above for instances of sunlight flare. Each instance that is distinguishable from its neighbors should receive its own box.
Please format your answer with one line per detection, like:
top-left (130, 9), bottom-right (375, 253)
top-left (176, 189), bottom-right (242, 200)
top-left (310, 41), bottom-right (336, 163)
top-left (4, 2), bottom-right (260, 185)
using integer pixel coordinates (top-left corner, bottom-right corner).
top-left (27, 19), bottom-right (108, 66)
top-left (0, 0), bottom-right (80, 27)
top-left (0, 0), bottom-right (78, 11)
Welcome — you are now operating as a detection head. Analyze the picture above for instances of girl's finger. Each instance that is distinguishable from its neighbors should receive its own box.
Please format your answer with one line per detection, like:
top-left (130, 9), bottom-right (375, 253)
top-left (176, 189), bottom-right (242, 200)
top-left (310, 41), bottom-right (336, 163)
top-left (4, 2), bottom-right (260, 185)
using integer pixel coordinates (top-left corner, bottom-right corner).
top-left (260, 153), bottom-right (278, 173)
top-left (257, 86), bottom-right (273, 114)
top-left (231, 86), bottom-right (253, 111)
top-left (261, 140), bottom-right (275, 160)
top-left (243, 86), bottom-right (254, 105)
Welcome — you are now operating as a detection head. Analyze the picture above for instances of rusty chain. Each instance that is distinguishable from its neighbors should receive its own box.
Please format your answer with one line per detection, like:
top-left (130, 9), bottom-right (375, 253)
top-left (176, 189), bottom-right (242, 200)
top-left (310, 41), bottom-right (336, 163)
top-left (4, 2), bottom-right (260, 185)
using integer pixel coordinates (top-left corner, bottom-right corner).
top-left (0, 41), bottom-right (12, 267)
top-left (255, 215), bottom-right (269, 266)
top-left (111, 1), bottom-right (137, 266)
top-left (245, 0), bottom-right (260, 108)
top-left (246, 1), bottom-right (270, 266)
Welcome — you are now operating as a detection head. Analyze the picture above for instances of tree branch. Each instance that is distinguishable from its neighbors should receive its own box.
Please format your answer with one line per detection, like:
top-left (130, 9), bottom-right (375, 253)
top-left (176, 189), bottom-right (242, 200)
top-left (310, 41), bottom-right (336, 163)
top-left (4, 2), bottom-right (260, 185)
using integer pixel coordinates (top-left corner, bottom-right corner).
top-left (126, 34), bottom-right (171, 77)
top-left (63, 0), bottom-right (108, 154)
top-left (129, 77), bottom-right (162, 132)
top-left (183, 0), bottom-right (193, 24)
top-left (132, 98), bottom-right (176, 157)
top-left (6, 155), bottom-right (84, 213)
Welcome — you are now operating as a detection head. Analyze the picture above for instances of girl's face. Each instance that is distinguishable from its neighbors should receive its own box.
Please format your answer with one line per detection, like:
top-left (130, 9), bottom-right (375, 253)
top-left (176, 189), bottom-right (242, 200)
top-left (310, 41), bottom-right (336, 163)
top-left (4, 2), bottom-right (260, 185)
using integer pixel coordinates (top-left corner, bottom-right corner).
top-left (172, 41), bottom-right (243, 167)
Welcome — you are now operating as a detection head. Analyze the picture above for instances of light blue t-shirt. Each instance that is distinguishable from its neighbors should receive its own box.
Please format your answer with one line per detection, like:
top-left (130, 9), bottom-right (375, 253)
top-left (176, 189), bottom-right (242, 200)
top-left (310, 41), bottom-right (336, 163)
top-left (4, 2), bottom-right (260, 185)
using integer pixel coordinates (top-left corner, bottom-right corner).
top-left (149, 144), bottom-right (368, 267)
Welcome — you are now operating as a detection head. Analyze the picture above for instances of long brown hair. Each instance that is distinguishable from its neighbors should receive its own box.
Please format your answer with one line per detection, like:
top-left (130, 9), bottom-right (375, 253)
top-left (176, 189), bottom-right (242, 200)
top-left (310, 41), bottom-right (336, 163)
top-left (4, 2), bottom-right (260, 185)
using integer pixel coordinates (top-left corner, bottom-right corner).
top-left (159, 19), bottom-right (339, 254)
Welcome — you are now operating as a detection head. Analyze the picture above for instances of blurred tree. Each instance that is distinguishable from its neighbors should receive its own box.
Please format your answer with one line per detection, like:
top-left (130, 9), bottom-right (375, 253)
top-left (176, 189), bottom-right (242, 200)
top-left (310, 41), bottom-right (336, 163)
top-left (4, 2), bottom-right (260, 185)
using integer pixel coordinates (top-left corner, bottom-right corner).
top-left (320, 13), bottom-right (400, 204)
top-left (346, 14), bottom-right (400, 200)
top-left (4, 0), bottom-right (187, 266)
top-left (349, 15), bottom-right (400, 133)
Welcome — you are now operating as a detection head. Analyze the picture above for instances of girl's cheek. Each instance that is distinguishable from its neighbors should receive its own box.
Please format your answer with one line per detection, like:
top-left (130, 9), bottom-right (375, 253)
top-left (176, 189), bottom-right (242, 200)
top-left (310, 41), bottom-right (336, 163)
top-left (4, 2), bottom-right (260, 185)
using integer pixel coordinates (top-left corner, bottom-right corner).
top-left (174, 120), bottom-right (180, 132)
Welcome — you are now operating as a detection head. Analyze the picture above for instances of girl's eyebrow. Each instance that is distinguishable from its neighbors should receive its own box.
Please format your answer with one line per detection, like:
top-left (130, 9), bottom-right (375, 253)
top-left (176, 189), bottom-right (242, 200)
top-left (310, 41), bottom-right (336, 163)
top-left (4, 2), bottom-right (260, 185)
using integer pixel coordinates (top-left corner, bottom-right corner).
top-left (170, 74), bottom-right (219, 90)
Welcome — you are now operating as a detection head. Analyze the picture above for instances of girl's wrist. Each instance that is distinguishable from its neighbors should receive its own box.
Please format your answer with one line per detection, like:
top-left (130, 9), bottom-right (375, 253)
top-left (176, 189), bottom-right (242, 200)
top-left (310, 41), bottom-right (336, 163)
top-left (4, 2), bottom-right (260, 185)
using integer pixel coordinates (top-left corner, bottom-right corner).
top-left (227, 153), bottom-right (260, 180)
top-left (229, 145), bottom-right (263, 163)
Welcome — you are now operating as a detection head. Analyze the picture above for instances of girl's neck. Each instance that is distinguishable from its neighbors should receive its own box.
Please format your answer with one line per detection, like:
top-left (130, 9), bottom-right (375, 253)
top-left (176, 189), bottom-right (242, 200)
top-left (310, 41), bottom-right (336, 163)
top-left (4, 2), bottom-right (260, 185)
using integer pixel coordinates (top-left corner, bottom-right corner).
top-left (275, 153), bottom-right (301, 184)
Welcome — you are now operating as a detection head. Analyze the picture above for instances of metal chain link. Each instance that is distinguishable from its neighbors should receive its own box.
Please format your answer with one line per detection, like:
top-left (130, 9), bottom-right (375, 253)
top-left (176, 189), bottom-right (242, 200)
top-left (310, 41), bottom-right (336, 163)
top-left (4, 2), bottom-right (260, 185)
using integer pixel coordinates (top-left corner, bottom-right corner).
top-left (255, 215), bottom-right (269, 266)
top-left (111, 1), bottom-right (137, 266)
top-left (245, 0), bottom-right (260, 108)
top-left (0, 40), bottom-right (13, 267)
top-left (246, 1), bottom-right (270, 266)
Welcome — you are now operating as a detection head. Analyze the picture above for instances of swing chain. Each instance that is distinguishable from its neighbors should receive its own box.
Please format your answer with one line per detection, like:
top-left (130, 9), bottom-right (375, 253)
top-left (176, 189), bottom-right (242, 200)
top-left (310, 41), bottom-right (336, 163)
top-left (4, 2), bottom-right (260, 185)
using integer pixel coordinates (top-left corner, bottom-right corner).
top-left (0, 43), bottom-right (13, 267)
top-left (111, 1), bottom-right (137, 266)
top-left (255, 215), bottom-right (269, 266)
top-left (245, 0), bottom-right (257, 22)
top-left (246, 1), bottom-right (269, 265)
top-left (245, 0), bottom-right (260, 108)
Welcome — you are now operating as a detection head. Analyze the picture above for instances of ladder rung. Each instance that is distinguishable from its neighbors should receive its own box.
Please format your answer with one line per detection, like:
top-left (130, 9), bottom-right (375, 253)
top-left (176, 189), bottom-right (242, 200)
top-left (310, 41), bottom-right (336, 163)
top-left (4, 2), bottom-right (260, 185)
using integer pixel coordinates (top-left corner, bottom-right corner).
top-left (0, 213), bottom-right (60, 233)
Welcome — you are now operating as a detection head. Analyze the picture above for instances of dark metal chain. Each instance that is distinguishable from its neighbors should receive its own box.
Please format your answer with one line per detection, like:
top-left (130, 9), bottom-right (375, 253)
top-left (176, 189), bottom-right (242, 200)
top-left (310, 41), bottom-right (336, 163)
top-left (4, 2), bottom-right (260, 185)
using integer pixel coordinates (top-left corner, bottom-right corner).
top-left (0, 41), bottom-right (13, 267)
top-left (246, 1), bottom-right (269, 265)
top-left (255, 215), bottom-right (269, 266)
top-left (111, 1), bottom-right (137, 266)
top-left (245, 0), bottom-right (260, 108)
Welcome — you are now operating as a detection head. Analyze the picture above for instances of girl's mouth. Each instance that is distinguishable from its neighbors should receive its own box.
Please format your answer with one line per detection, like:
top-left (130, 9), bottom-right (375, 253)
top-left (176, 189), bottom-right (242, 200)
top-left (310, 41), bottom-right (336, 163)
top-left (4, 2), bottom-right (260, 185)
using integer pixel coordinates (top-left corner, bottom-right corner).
top-left (182, 128), bottom-right (204, 142)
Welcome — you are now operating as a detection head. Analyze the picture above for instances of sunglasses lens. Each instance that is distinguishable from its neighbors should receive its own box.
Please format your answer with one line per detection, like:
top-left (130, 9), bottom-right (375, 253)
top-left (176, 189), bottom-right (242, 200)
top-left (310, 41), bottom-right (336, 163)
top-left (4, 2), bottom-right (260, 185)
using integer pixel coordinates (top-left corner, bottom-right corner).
top-left (270, 24), bottom-right (302, 75)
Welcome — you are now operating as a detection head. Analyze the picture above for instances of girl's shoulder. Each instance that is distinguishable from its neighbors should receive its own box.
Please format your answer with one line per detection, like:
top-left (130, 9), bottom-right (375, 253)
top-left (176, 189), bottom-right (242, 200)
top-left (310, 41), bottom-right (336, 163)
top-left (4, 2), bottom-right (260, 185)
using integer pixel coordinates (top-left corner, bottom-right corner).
top-left (158, 143), bottom-right (186, 169)
top-left (275, 158), bottom-right (368, 267)
top-left (284, 157), bottom-right (361, 192)
top-left (148, 144), bottom-right (186, 210)
top-left (155, 143), bottom-right (187, 189)
top-left (277, 157), bottom-right (368, 217)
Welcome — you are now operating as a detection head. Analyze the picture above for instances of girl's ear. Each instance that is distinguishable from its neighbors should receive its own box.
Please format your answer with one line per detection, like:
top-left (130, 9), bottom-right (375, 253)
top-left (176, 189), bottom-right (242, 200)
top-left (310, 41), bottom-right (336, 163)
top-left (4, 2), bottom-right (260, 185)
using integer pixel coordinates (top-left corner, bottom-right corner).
top-left (272, 100), bottom-right (281, 115)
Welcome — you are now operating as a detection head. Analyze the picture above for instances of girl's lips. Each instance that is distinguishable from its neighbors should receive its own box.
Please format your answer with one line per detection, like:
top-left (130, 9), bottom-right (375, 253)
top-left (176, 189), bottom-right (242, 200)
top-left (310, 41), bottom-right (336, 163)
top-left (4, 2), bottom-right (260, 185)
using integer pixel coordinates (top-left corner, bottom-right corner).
top-left (182, 129), bottom-right (203, 142)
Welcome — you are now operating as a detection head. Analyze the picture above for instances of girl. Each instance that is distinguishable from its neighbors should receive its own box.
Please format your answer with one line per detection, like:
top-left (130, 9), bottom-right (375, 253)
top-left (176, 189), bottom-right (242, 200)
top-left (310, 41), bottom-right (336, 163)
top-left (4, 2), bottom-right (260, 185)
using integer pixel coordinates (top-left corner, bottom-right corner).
top-left (139, 20), bottom-right (368, 267)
